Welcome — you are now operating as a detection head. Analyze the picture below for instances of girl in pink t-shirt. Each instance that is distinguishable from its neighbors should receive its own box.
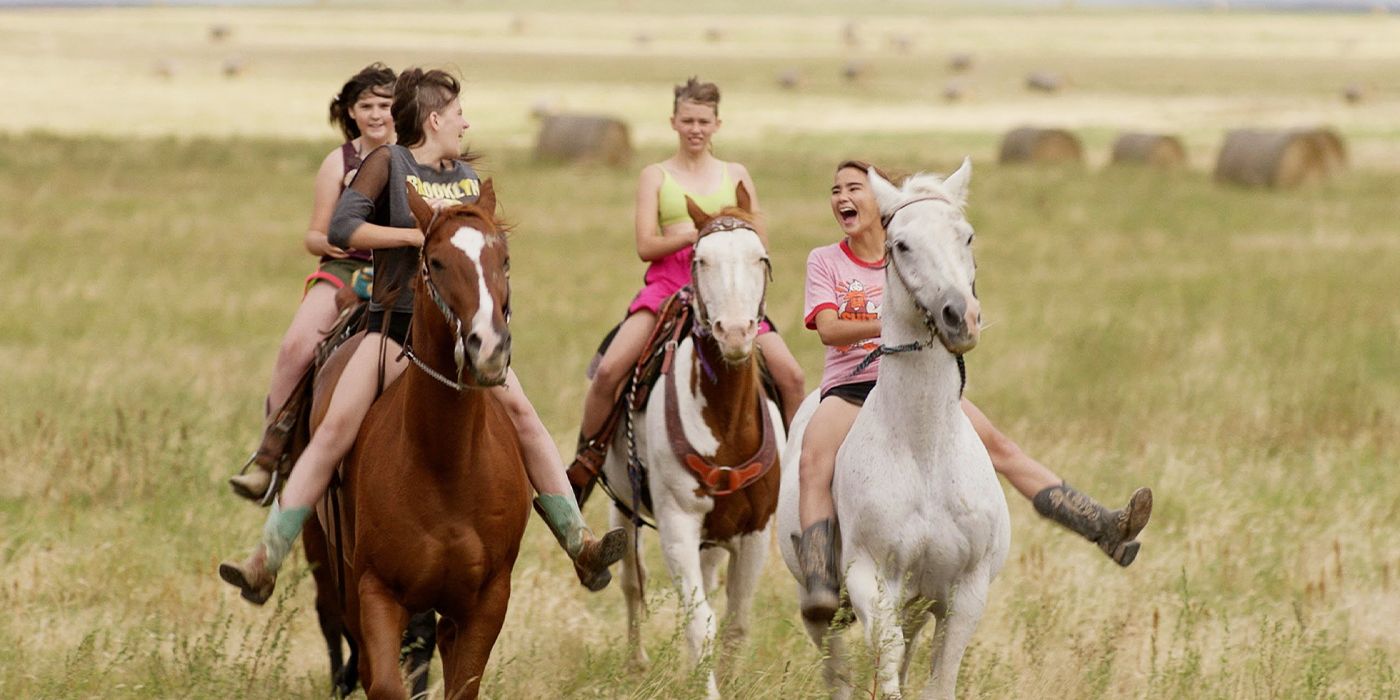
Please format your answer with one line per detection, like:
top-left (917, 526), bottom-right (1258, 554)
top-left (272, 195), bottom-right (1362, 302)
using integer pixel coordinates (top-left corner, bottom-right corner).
top-left (793, 161), bottom-right (1154, 623)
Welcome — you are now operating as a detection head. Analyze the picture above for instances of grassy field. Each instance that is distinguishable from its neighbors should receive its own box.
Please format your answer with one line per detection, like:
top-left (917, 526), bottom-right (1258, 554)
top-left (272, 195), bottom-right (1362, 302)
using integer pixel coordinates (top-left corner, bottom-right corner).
top-left (2, 3), bottom-right (1399, 699)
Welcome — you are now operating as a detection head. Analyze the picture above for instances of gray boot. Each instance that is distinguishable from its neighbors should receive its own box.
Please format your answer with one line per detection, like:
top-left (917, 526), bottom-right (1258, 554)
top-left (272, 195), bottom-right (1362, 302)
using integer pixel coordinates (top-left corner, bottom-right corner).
top-left (795, 519), bottom-right (840, 622)
top-left (1033, 483), bottom-right (1153, 567)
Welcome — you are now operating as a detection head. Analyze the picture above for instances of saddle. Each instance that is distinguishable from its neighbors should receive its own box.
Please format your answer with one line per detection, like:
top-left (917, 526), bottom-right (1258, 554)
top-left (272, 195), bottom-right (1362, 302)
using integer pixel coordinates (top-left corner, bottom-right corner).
top-left (567, 288), bottom-right (785, 510)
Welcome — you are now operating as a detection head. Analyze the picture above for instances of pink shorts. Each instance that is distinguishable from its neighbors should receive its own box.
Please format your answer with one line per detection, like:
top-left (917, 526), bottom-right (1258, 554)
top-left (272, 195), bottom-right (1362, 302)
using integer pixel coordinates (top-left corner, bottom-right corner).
top-left (627, 246), bottom-right (773, 333)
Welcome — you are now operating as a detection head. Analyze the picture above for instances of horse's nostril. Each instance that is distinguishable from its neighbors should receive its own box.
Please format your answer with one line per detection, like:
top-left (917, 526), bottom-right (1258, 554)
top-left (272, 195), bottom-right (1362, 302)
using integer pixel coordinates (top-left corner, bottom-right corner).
top-left (465, 333), bottom-right (482, 354)
top-left (942, 302), bottom-right (963, 328)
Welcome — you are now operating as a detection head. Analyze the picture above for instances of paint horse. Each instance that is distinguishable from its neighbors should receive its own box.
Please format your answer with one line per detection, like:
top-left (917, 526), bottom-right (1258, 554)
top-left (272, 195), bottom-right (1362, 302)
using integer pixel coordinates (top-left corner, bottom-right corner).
top-left (311, 182), bottom-right (530, 700)
top-left (778, 160), bottom-right (1010, 700)
top-left (599, 186), bottom-right (783, 699)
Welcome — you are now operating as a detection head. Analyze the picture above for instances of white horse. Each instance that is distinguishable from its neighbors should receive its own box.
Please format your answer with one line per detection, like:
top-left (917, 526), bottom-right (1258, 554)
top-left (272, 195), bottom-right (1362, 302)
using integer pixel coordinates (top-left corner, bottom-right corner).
top-left (778, 160), bottom-right (1010, 700)
top-left (601, 187), bottom-right (785, 699)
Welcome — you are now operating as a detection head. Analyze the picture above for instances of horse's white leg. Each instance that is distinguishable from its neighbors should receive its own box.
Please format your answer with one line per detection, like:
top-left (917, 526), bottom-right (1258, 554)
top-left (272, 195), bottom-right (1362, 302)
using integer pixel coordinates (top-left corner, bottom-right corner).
top-left (719, 528), bottom-right (768, 656)
top-left (898, 601), bottom-right (931, 687)
top-left (610, 504), bottom-right (650, 670)
top-left (921, 573), bottom-right (991, 700)
top-left (655, 506), bottom-right (719, 699)
top-left (700, 545), bottom-right (726, 595)
top-left (845, 556), bottom-right (905, 699)
top-left (802, 617), bottom-right (853, 700)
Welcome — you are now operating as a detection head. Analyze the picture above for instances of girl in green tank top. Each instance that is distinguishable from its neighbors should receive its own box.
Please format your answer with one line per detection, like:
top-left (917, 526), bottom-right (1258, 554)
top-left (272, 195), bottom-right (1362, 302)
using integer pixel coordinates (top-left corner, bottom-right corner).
top-left (569, 77), bottom-right (809, 481)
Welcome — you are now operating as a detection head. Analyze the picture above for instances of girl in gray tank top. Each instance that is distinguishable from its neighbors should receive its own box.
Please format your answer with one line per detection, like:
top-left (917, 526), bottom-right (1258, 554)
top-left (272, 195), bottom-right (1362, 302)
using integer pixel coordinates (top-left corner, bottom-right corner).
top-left (220, 68), bottom-right (625, 607)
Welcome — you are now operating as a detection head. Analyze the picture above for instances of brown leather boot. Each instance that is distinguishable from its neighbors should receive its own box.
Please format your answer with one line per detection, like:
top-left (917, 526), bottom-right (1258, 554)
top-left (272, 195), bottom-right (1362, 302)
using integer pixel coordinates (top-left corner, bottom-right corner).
top-left (228, 460), bottom-right (274, 503)
top-left (795, 519), bottom-right (840, 622)
top-left (218, 544), bottom-right (277, 605)
top-left (1033, 483), bottom-right (1153, 567)
top-left (566, 437), bottom-right (609, 506)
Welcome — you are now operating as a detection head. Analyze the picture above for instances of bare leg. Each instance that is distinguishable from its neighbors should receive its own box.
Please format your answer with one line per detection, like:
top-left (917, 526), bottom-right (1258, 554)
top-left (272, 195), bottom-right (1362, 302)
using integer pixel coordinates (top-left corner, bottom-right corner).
top-left (961, 398), bottom-right (1057, 501)
top-left (494, 368), bottom-right (570, 497)
top-left (754, 332), bottom-right (806, 428)
top-left (578, 312), bottom-right (656, 438)
top-left (280, 334), bottom-right (406, 511)
top-left (268, 282), bottom-right (342, 413)
top-left (798, 397), bottom-right (862, 529)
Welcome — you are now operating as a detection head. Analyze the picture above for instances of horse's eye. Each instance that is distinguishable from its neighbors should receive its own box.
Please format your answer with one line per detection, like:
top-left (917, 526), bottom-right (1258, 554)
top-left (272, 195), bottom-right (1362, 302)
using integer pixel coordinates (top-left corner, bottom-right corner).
top-left (894, 241), bottom-right (910, 253)
top-left (429, 258), bottom-right (446, 271)
top-left (966, 233), bottom-right (975, 246)
top-left (503, 258), bottom-right (511, 274)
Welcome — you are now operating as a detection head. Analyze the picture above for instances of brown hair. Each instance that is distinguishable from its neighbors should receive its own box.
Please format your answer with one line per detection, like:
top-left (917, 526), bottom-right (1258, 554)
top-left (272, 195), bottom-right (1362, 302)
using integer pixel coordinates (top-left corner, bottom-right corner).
top-left (836, 159), bottom-right (903, 185)
top-left (392, 68), bottom-right (461, 147)
top-left (328, 63), bottom-right (397, 141)
top-left (673, 76), bottom-right (720, 116)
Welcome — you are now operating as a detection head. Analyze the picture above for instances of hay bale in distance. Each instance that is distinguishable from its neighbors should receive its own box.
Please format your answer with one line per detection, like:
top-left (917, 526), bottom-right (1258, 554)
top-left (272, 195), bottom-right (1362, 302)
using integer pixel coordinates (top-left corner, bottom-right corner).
top-left (221, 55), bottom-right (245, 78)
top-left (842, 60), bottom-right (866, 82)
top-left (704, 26), bottom-right (723, 43)
top-left (776, 68), bottom-right (801, 91)
top-left (209, 23), bottom-right (231, 42)
top-left (1025, 71), bottom-right (1062, 93)
top-left (534, 113), bottom-right (632, 167)
top-left (1342, 84), bottom-right (1364, 104)
top-left (153, 58), bottom-right (178, 79)
top-left (1110, 132), bottom-right (1188, 169)
top-left (949, 52), bottom-right (974, 72)
top-left (1213, 128), bottom-right (1345, 188)
top-left (942, 79), bottom-right (967, 102)
top-left (998, 127), bottom-right (1083, 165)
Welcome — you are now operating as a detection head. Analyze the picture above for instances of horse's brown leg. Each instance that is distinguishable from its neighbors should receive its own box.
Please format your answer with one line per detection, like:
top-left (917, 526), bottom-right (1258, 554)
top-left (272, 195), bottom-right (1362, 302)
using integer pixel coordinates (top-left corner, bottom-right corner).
top-left (439, 574), bottom-right (512, 700)
top-left (357, 573), bottom-right (411, 700)
top-left (303, 518), bottom-right (355, 695)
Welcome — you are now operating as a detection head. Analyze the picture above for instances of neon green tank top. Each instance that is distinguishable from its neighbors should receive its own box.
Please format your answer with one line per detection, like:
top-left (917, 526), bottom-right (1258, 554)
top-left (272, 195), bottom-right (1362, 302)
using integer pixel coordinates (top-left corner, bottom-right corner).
top-left (656, 164), bottom-right (735, 228)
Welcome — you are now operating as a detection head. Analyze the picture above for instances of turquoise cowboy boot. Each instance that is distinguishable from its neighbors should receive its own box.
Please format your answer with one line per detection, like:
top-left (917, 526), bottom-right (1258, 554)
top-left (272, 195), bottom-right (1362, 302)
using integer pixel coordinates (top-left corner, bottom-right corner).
top-left (218, 499), bottom-right (311, 604)
top-left (533, 494), bottom-right (627, 592)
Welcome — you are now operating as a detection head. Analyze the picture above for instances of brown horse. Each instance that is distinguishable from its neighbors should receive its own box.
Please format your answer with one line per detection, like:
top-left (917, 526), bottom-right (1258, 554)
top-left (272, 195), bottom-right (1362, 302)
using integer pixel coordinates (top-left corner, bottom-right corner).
top-left (599, 187), bottom-right (783, 699)
top-left (310, 180), bottom-right (530, 700)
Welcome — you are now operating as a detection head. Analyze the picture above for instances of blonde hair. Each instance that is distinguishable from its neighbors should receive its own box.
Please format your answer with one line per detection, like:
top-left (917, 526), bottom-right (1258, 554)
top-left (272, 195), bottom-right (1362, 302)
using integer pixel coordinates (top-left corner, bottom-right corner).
top-left (673, 76), bottom-right (720, 116)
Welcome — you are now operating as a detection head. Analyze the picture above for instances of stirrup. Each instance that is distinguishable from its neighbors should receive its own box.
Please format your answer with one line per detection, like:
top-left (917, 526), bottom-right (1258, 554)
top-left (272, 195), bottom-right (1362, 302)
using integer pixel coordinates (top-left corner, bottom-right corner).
top-left (229, 452), bottom-right (283, 507)
top-left (567, 441), bottom-right (609, 504)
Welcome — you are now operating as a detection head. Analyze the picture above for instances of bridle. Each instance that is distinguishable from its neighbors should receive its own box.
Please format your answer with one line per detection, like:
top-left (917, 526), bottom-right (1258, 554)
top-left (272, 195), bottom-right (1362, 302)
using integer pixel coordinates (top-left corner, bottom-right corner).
top-left (398, 207), bottom-right (511, 391)
top-left (688, 215), bottom-right (772, 339)
top-left (853, 194), bottom-right (970, 393)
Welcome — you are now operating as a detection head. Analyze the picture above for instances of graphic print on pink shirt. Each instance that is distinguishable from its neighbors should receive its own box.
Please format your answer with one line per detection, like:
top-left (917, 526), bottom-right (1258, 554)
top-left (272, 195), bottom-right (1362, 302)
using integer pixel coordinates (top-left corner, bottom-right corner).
top-left (803, 239), bottom-right (887, 395)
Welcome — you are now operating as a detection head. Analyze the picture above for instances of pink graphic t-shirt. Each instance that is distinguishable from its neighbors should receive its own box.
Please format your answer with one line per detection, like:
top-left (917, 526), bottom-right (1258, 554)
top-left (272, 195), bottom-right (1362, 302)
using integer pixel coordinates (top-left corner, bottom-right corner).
top-left (803, 239), bottom-right (886, 395)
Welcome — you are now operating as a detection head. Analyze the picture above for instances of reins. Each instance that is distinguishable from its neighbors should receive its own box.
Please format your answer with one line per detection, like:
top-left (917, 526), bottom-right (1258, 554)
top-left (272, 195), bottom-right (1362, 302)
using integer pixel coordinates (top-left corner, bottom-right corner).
top-left (853, 194), bottom-right (969, 396)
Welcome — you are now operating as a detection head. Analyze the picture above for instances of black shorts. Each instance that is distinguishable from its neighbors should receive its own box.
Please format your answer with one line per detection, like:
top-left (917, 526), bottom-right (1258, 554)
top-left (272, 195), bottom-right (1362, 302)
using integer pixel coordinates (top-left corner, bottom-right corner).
top-left (366, 309), bottom-right (411, 345)
top-left (821, 380), bottom-right (876, 407)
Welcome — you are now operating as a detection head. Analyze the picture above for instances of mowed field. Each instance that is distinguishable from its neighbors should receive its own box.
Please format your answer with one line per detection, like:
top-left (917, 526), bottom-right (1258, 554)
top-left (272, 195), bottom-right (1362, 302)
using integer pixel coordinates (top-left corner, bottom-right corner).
top-left (2, 2), bottom-right (1399, 698)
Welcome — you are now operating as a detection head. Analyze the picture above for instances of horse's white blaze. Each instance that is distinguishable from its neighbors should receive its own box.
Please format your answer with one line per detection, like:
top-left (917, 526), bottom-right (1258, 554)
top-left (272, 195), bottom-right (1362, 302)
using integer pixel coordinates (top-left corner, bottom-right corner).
top-left (671, 339), bottom-right (721, 458)
top-left (693, 229), bottom-right (767, 356)
top-left (451, 226), bottom-right (502, 358)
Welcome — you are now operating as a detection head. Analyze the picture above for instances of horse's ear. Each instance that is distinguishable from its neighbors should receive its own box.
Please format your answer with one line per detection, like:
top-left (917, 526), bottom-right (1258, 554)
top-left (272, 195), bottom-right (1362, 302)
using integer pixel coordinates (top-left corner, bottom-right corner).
top-left (942, 157), bottom-right (972, 207)
top-left (406, 185), bottom-right (434, 234)
top-left (867, 167), bottom-right (903, 220)
top-left (685, 194), bottom-right (711, 229)
top-left (476, 178), bottom-right (496, 214)
top-left (734, 181), bottom-right (753, 213)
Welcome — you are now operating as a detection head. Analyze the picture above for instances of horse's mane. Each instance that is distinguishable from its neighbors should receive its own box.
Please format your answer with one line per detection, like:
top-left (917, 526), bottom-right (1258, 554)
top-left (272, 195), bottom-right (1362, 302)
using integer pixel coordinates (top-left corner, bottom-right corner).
top-left (709, 205), bottom-right (759, 228)
top-left (901, 172), bottom-right (963, 210)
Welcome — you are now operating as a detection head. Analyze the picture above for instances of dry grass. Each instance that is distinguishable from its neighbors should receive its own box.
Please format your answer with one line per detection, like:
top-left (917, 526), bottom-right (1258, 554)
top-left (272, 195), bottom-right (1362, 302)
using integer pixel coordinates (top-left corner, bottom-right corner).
top-left (1, 3), bottom-right (1398, 698)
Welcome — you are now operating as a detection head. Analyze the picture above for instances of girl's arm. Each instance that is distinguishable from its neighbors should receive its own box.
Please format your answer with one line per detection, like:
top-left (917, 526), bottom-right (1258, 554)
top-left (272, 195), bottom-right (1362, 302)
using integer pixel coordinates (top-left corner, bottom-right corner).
top-left (634, 165), bottom-right (696, 262)
top-left (328, 147), bottom-right (425, 251)
top-left (732, 163), bottom-right (770, 250)
top-left (304, 149), bottom-right (349, 258)
top-left (811, 310), bottom-right (881, 348)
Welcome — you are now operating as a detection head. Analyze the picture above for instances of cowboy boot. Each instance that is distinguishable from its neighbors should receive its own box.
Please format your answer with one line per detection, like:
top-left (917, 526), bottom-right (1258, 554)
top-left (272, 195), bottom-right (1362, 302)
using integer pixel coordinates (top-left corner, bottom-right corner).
top-left (533, 494), bottom-right (628, 592)
top-left (795, 519), bottom-right (840, 623)
top-left (1033, 483), bottom-right (1153, 567)
top-left (228, 462), bottom-right (273, 503)
top-left (566, 433), bottom-right (609, 506)
top-left (218, 499), bottom-right (310, 604)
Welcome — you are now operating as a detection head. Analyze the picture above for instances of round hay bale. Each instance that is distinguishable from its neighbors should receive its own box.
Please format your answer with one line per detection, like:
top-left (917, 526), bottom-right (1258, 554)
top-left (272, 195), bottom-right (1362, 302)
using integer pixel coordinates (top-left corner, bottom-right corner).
top-left (776, 68), bottom-right (801, 91)
top-left (704, 26), bottom-right (723, 43)
top-left (1297, 127), bottom-right (1346, 176)
top-left (842, 20), bottom-right (859, 47)
top-left (942, 79), bottom-right (967, 102)
top-left (1213, 129), bottom-right (1332, 188)
top-left (1109, 132), bottom-right (1188, 169)
top-left (949, 52), bottom-right (974, 72)
top-left (1025, 71), bottom-right (1062, 93)
top-left (998, 127), bottom-right (1083, 165)
top-left (534, 113), bottom-right (632, 167)
top-left (208, 23), bottom-right (231, 42)
top-left (509, 14), bottom-right (526, 35)
top-left (633, 32), bottom-right (651, 47)
top-left (1342, 84), bottom-right (1364, 104)
top-left (888, 34), bottom-right (913, 53)
top-left (842, 60), bottom-right (866, 82)
top-left (221, 55), bottom-right (246, 79)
